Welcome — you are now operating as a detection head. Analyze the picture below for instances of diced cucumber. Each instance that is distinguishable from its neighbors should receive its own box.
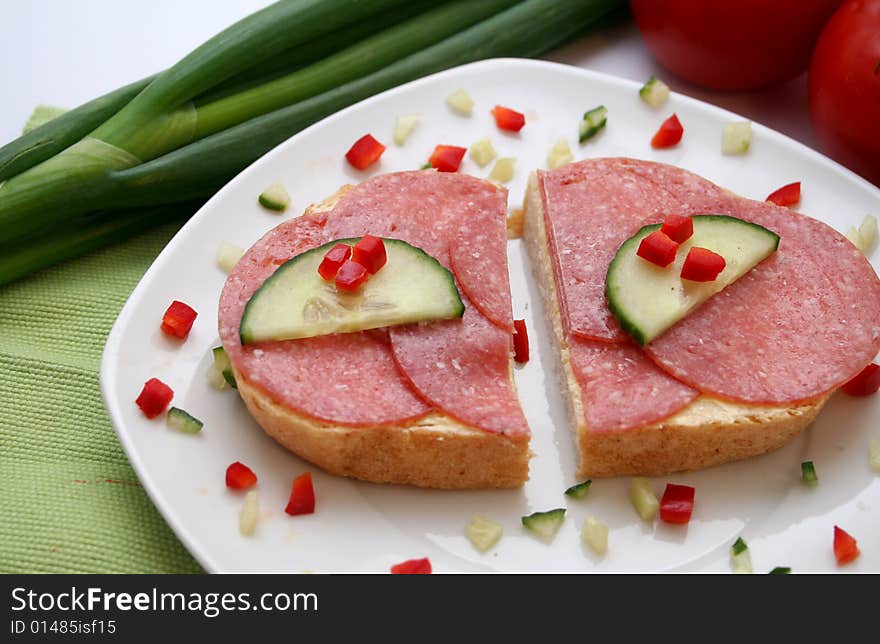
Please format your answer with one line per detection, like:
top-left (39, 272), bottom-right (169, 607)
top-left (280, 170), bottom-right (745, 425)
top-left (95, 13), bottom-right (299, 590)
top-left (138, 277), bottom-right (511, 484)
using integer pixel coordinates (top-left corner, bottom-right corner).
top-left (730, 537), bottom-right (753, 574)
top-left (469, 137), bottom-right (497, 167)
top-left (801, 460), bottom-right (818, 485)
top-left (240, 237), bottom-right (464, 344)
top-left (446, 88), bottom-right (474, 115)
top-left (639, 76), bottom-right (670, 108)
top-left (166, 406), bottom-right (204, 434)
top-left (722, 121), bottom-right (752, 155)
top-left (768, 567), bottom-right (791, 574)
top-left (393, 114), bottom-right (420, 146)
top-left (606, 214), bottom-right (780, 346)
top-left (581, 516), bottom-right (608, 555)
top-left (522, 508), bottom-right (565, 542)
top-left (564, 480), bottom-right (592, 499)
top-left (489, 157), bottom-right (516, 183)
top-left (630, 478), bottom-right (659, 520)
top-left (547, 139), bottom-right (573, 169)
top-left (239, 491), bottom-right (259, 537)
top-left (258, 182), bottom-right (290, 212)
top-left (216, 240), bottom-right (244, 274)
top-left (870, 439), bottom-right (880, 472)
top-left (465, 515), bottom-right (503, 552)
top-left (212, 346), bottom-right (237, 388)
top-left (579, 105), bottom-right (607, 143)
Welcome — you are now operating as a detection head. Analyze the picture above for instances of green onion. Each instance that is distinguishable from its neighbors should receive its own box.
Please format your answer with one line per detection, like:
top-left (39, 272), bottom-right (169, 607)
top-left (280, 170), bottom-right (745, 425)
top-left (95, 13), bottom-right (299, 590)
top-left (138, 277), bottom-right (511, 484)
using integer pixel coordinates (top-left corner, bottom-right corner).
top-left (768, 567), bottom-right (791, 574)
top-left (564, 480), bottom-right (592, 499)
top-left (801, 460), bottom-right (818, 485)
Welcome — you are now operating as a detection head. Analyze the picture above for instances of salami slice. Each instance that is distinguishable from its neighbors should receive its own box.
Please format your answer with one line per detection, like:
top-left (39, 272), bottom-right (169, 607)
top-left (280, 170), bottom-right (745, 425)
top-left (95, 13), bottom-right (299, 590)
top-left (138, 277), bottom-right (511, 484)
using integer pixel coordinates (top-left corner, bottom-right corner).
top-left (568, 337), bottom-right (698, 432)
top-left (389, 302), bottom-right (528, 436)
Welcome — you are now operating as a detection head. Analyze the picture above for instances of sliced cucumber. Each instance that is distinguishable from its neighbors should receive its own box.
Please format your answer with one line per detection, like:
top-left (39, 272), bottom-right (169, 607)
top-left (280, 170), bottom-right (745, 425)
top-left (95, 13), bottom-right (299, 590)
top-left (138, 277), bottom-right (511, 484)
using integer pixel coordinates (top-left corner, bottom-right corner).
top-left (639, 76), bottom-right (670, 108)
top-left (564, 480), bottom-right (592, 499)
top-left (166, 407), bottom-right (204, 434)
top-left (730, 537), bottom-right (753, 574)
top-left (465, 515), bottom-right (503, 552)
top-left (240, 237), bottom-right (464, 344)
top-left (579, 105), bottom-right (607, 143)
top-left (212, 346), bottom-right (237, 388)
top-left (801, 460), bottom-right (818, 485)
top-left (522, 508), bottom-right (565, 542)
top-left (606, 214), bottom-right (779, 346)
top-left (258, 182), bottom-right (290, 212)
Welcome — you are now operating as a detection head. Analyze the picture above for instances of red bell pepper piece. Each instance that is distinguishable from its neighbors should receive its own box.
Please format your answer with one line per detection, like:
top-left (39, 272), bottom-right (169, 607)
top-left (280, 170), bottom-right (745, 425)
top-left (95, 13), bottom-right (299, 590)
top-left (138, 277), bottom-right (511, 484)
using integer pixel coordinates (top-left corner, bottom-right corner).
top-left (651, 113), bottom-right (684, 148)
top-left (833, 525), bottom-right (860, 565)
top-left (285, 472), bottom-right (316, 516)
top-left (135, 378), bottom-right (174, 419)
top-left (659, 483), bottom-right (695, 524)
top-left (390, 557), bottom-right (432, 574)
top-left (161, 300), bottom-right (198, 339)
top-left (318, 243), bottom-right (352, 281)
top-left (637, 230), bottom-right (679, 267)
top-left (513, 319), bottom-right (529, 364)
top-left (681, 247), bottom-right (726, 282)
top-left (351, 235), bottom-right (387, 274)
top-left (491, 105), bottom-right (526, 132)
top-left (225, 461), bottom-right (258, 490)
top-left (334, 260), bottom-right (369, 292)
top-left (765, 181), bottom-right (801, 207)
top-left (841, 363), bottom-right (880, 396)
top-left (345, 133), bottom-right (386, 170)
top-left (660, 214), bottom-right (693, 243)
top-left (428, 145), bottom-right (467, 172)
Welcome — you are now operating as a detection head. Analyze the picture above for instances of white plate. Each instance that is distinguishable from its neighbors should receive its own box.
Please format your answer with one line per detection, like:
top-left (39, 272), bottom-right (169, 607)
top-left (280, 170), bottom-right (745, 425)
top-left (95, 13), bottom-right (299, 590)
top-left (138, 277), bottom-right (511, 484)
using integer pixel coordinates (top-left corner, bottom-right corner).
top-left (101, 59), bottom-right (880, 573)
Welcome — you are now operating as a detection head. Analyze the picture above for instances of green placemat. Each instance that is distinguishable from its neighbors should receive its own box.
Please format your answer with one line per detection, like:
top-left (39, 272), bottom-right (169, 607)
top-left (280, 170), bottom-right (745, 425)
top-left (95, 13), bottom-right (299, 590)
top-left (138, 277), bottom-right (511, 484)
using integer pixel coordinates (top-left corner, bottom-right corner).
top-left (0, 224), bottom-right (202, 573)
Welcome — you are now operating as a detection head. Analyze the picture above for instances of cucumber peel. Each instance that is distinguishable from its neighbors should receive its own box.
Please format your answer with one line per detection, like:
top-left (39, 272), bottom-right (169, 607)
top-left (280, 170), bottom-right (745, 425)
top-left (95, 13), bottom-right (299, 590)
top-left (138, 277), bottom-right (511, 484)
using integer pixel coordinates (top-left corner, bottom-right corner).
top-left (522, 508), bottom-right (566, 542)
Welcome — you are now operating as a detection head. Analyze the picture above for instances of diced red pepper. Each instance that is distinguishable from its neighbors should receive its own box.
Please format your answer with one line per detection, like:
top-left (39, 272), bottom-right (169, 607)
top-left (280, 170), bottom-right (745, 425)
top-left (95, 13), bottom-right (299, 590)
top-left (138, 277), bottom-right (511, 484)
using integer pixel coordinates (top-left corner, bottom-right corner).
top-left (513, 319), bottom-right (529, 364)
top-left (318, 243), bottom-right (351, 281)
top-left (766, 181), bottom-right (801, 207)
top-left (841, 363), bottom-right (880, 396)
top-left (651, 113), bottom-right (684, 148)
top-left (833, 525), bottom-right (860, 565)
top-left (390, 557), bottom-right (432, 574)
top-left (135, 378), bottom-right (174, 419)
top-left (660, 214), bottom-right (694, 243)
top-left (637, 230), bottom-right (679, 267)
top-left (681, 247), bottom-right (726, 282)
top-left (428, 145), bottom-right (467, 172)
top-left (659, 483), bottom-right (695, 524)
top-left (491, 105), bottom-right (526, 132)
top-left (345, 133), bottom-right (386, 170)
top-left (225, 461), bottom-right (258, 490)
top-left (334, 260), bottom-right (369, 292)
top-left (161, 300), bottom-right (198, 339)
top-left (352, 235), bottom-right (387, 274)
top-left (285, 472), bottom-right (315, 516)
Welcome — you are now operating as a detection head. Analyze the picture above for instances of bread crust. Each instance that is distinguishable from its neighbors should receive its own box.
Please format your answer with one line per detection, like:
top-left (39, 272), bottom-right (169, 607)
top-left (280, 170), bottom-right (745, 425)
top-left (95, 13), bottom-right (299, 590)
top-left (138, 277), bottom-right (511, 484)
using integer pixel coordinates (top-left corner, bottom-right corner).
top-left (522, 171), bottom-right (827, 478)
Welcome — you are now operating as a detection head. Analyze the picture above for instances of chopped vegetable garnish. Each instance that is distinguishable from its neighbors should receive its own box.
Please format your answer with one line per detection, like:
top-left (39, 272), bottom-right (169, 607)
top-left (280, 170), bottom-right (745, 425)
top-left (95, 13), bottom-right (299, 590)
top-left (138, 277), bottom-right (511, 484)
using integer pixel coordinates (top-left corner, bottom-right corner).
top-left (390, 557), bottom-right (432, 574)
top-left (285, 472), bottom-right (315, 516)
top-left (489, 157), bottom-right (516, 183)
top-left (334, 259), bottom-right (369, 292)
top-left (636, 230), bottom-right (679, 267)
top-left (507, 207), bottom-right (525, 239)
top-left (135, 378), bottom-right (174, 419)
top-left (732, 537), bottom-right (748, 556)
top-left (565, 480), bottom-right (592, 499)
top-left (833, 526), bottom-right (860, 565)
top-left (870, 439), bottom-right (880, 473)
top-left (522, 508), bottom-right (566, 542)
top-left (801, 460), bottom-right (818, 485)
top-left (765, 181), bottom-right (800, 207)
top-left (581, 516), bottom-right (608, 555)
top-left (630, 478), bottom-right (659, 520)
top-left (547, 139), bottom-right (573, 169)
top-left (660, 214), bottom-right (693, 243)
top-left (465, 515), bottom-right (503, 552)
top-left (639, 76), bottom-right (670, 108)
top-left (681, 247), bottom-right (726, 282)
top-left (216, 241), bottom-right (244, 274)
top-left (258, 182), bottom-right (290, 212)
top-left (161, 300), bottom-right (198, 339)
top-left (731, 537), bottom-right (753, 574)
top-left (239, 491), bottom-right (259, 537)
top-left (841, 363), bottom-right (880, 397)
top-left (318, 242), bottom-right (352, 281)
top-left (207, 364), bottom-right (228, 390)
top-left (166, 406), bottom-right (203, 434)
top-left (768, 566), bottom-right (791, 574)
top-left (446, 88), bottom-right (474, 115)
top-left (469, 137), bottom-right (497, 167)
top-left (721, 121), bottom-right (752, 155)
top-left (579, 105), bottom-right (607, 143)
top-left (351, 235), bottom-right (387, 274)
top-left (859, 214), bottom-right (877, 253)
top-left (393, 114), bottom-right (420, 146)
top-left (659, 483), bottom-right (695, 524)
top-left (226, 461), bottom-right (257, 491)
top-left (428, 144), bottom-right (467, 172)
top-left (491, 105), bottom-right (526, 132)
top-left (212, 346), bottom-right (236, 389)
top-left (345, 133), bottom-right (386, 170)
top-left (513, 318), bottom-right (529, 364)
top-left (651, 114), bottom-right (683, 148)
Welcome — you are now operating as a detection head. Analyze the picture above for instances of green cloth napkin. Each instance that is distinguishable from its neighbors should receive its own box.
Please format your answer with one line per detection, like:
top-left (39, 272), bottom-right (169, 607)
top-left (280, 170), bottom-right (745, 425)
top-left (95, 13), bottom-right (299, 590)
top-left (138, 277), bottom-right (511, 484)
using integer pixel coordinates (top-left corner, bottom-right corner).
top-left (0, 223), bottom-right (202, 573)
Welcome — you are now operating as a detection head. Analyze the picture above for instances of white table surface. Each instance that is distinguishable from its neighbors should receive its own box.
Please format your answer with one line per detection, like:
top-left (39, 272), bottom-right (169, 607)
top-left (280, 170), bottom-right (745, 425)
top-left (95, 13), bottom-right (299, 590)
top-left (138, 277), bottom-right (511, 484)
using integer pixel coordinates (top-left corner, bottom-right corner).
top-left (1, 0), bottom-right (819, 153)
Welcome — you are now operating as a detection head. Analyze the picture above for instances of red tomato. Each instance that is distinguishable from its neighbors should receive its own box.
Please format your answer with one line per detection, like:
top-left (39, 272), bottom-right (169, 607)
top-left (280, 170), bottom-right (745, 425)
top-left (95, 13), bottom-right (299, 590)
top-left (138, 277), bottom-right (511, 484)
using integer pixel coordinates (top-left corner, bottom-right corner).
top-left (630, 0), bottom-right (843, 90)
top-left (808, 0), bottom-right (880, 186)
